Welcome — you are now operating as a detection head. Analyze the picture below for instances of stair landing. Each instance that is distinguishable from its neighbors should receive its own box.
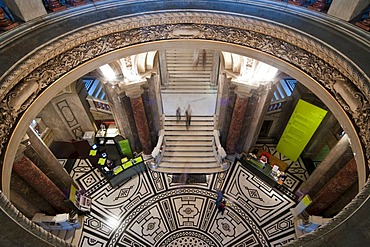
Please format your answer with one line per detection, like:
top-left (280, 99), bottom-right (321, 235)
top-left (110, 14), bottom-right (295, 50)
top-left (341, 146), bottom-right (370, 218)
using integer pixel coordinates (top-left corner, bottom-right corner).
top-left (154, 116), bottom-right (225, 174)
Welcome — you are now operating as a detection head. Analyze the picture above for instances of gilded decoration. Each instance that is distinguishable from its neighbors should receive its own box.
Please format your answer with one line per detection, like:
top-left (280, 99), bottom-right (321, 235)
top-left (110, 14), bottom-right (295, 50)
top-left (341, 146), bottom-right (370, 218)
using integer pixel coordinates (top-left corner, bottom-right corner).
top-left (0, 12), bottom-right (369, 163)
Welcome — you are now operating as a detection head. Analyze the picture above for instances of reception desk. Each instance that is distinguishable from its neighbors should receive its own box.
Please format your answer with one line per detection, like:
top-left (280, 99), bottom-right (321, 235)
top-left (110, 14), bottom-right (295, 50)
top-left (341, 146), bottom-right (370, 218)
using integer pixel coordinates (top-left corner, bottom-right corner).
top-left (110, 156), bottom-right (146, 187)
top-left (109, 162), bottom-right (146, 187)
top-left (239, 157), bottom-right (278, 187)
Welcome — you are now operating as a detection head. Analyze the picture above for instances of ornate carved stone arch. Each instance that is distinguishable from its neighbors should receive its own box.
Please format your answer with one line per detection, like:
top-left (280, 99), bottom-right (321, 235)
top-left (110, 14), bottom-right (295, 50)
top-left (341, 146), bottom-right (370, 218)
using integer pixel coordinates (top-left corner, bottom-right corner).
top-left (0, 11), bottom-right (369, 246)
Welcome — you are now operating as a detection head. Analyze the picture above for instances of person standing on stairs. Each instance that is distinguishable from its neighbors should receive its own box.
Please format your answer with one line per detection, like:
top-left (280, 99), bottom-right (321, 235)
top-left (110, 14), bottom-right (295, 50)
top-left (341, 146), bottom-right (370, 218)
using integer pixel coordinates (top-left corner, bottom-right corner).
top-left (176, 106), bottom-right (181, 122)
top-left (193, 49), bottom-right (200, 67)
top-left (201, 49), bottom-right (207, 69)
top-left (185, 104), bottom-right (192, 129)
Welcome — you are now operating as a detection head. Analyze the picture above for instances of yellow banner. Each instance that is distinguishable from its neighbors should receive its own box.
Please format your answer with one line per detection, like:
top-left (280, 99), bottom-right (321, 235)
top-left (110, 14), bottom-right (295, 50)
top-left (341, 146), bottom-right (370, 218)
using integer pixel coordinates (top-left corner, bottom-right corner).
top-left (276, 99), bottom-right (327, 161)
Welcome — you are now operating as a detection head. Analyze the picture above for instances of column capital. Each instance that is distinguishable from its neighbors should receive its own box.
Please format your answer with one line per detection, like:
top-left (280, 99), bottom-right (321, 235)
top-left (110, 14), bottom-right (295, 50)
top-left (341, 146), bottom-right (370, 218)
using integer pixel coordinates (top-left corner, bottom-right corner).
top-left (232, 82), bottom-right (256, 98)
top-left (123, 81), bottom-right (147, 98)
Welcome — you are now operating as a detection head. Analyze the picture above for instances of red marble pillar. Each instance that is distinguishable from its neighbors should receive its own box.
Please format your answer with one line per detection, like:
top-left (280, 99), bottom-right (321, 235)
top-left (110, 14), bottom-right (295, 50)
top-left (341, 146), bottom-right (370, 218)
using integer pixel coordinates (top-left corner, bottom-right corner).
top-left (226, 94), bottom-right (249, 154)
top-left (13, 156), bottom-right (70, 213)
top-left (307, 157), bottom-right (358, 215)
top-left (130, 95), bottom-right (152, 155)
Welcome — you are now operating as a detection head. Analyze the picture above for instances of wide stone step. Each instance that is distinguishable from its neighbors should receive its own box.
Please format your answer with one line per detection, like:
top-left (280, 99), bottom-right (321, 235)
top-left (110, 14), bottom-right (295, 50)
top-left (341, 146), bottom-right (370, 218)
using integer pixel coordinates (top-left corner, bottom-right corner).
top-left (169, 73), bottom-right (211, 78)
top-left (166, 146), bottom-right (213, 151)
top-left (161, 89), bottom-right (217, 94)
top-left (165, 121), bottom-right (214, 127)
top-left (165, 126), bottom-right (214, 131)
top-left (165, 116), bottom-right (214, 121)
top-left (154, 166), bottom-right (224, 174)
top-left (170, 70), bottom-right (211, 73)
top-left (169, 77), bottom-right (211, 81)
top-left (159, 162), bottom-right (220, 169)
top-left (159, 162), bottom-right (219, 168)
top-left (162, 156), bottom-right (217, 163)
top-left (164, 85), bottom-right (212, 89)
top-left (169, 66), bottom-right (213, 69)
top-left (165, 131), bottom-right (213, 136)
top-left (166, 82), bottom-right (211, 86)
top-left (167, 57), bottom-right (213, 61)
top-left (163, 87), bottom-right (213, 91)
top-left (166, 84), bottom-right (213, 88)
top-left (165, 136), bottom-right (213, 141)
top-left (165, 141), bottom-right (213, 146)
top-left (164, 151), bottom-right (214, 157)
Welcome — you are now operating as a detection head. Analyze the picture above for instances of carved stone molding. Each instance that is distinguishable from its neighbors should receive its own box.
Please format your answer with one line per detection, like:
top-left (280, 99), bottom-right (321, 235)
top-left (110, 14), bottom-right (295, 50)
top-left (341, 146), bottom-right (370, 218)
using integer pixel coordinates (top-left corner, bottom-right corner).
top-left (0, 10), bottom-right (369, 246)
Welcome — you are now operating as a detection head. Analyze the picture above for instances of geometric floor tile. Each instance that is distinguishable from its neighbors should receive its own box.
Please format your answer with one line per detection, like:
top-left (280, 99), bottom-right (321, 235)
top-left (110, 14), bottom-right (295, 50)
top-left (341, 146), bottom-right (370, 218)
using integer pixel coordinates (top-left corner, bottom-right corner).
top-left (70, 158), bottom-right (297, 246)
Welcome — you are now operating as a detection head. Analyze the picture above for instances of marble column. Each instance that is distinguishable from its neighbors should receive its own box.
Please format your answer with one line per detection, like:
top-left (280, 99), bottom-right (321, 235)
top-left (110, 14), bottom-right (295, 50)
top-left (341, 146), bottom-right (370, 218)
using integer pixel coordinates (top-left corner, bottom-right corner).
top-left (307, 157), bottom-right (358, 215)
top-left (226, 92), bottom-right (249, 154)
top-left (298, 134), bottom-right (352, 196)
top-left (103, 83), bottom-right (138, 150)
top-left (143, 78), bottom-right (160, 146)
top-left (328, 0), bottom-right (370, 21)
top-left (210, 51), bottom-right (221, 86)
top-left (303, 112), bottom-right (339, 160)
top-left (11, 172), bottom-right (57, 216)
top-left (158, 50), bottom-right (169, 85)
top-left (322, 182), bottom-right (358, 217)
top-left (3, 0), bottom-right (47, 22)
top-left (217, 75), bottom-right (236, 147)
top-left (127, 87), bottom-right (152, 155)
top-left (10, 190), bottom-right (39, 219)
top-left (26, 126), bottom-right (75, 191)
top-left (13, 156), bottom-right (70, 213)
top-left (241, 83), bottom-right (274, 152)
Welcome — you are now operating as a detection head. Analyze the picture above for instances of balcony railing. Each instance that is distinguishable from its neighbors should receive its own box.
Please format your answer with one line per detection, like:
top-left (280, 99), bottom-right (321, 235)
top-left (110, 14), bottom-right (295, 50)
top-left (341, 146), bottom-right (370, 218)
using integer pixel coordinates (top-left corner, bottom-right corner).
top-left (86, 96), bottom-right (111, 113)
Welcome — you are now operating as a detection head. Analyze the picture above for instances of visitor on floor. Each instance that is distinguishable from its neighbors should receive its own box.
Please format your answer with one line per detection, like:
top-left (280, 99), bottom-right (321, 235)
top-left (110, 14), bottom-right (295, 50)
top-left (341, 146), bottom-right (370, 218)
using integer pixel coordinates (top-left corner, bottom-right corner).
top-left (218, 200), bottom-right (227, 215)
top-left (216, 190), bottom-right (224, 204)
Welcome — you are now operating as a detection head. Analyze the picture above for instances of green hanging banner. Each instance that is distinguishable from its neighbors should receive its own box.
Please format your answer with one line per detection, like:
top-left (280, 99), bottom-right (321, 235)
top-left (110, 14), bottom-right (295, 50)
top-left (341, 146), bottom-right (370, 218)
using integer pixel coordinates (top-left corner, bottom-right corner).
top-left (276, 99), bottom-right (327, 161)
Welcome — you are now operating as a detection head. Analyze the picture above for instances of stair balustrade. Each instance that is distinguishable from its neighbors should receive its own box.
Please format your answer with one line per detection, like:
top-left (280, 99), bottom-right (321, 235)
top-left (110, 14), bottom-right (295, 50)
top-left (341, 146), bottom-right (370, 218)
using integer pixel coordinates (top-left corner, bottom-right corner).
top-left (212, 130), bottom-right (228, 170)
top-left (267, 97), bottom-right (291, 114)
top-left (86, 95), bottom-right (111, 113)
top-left (151, 129), bottom-right (165, 168)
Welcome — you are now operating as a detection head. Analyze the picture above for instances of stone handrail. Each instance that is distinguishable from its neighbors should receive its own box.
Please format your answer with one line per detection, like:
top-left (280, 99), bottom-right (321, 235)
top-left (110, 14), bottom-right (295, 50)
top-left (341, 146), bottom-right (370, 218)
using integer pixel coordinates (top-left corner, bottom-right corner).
top-left (213, 130), bottom-right (227, 167)
top-left (151, 129), bottom-right (165, 167)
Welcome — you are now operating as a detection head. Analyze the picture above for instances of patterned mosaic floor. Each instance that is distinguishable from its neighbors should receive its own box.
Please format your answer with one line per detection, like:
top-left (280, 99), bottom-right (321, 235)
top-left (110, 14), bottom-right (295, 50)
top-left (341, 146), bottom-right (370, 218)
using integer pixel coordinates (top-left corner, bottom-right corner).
top-left (67, 156), bottom-right (299, 247)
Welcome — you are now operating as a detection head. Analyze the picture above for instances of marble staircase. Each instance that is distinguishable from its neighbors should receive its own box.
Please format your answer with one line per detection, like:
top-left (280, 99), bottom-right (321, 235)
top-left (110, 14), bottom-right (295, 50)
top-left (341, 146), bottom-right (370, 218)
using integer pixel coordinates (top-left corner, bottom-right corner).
top-left (151, 48), bottom-right (225, 173)
top-left (154, 116), bottom-right (225, 173)
top-left (162, 49), bottom-right (217, 94)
